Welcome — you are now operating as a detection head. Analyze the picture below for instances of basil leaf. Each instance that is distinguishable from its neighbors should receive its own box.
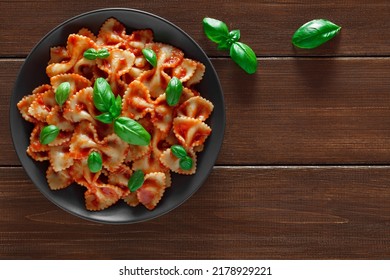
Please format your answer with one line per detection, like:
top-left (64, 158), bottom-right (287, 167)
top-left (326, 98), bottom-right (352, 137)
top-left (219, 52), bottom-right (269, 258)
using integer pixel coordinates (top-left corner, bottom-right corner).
top-left (228, 29), bottom-right (241, 44)
top-left (171, 145), bottom-right (187, 159)
top-left (218, 29), bottom-right (241, 50)
top-left (203, 17), bottom-right (229, 44)
top-left (292, 19), bottom-right (341, 49)
top-left (97, 48), bottom-right (110, 59)
top-left (87, 151), bottom-right (102, 173)
top-left (55, 81), bottom-right (70, 107)
top-left (179, 155), bottom-right (193, 170)
top-left (95, 112), bottom-right (114, 124)
top-left (39, 125), bottom-right (59, 145)
top-left (93, 77), bottom-right (115, 112)
top-left (128, 170), bottom-right (145, 192)
top-left (83, 48), bottom-right (98, 60)
top-left (142, 48), bottom-right (157, 68)
top-left (166, 77), bottom-right (183, 106)
top-left (109, 95), bottom-right (122, 119)
top-left (230, 42), bottom-right (258, 74)
top-left (114, 117), bottom-right (151, 146)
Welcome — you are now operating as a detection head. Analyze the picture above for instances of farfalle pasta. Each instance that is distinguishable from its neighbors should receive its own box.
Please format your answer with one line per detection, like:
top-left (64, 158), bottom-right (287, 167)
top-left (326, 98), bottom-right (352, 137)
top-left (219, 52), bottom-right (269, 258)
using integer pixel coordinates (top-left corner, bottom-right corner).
top-left (17, 18), bottom-right (213, 211)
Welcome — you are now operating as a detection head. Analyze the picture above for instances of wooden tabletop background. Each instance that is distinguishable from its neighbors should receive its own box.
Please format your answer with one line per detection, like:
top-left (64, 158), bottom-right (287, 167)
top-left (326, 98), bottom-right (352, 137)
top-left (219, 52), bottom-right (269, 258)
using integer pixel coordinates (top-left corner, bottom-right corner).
top-left (1, 0), bottom-right (390, 259)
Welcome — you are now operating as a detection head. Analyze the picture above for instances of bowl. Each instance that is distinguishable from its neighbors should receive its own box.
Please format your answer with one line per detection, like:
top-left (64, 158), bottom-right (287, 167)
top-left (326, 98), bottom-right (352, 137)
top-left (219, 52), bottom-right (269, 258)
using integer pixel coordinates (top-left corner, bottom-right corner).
top-left (10, 8), bottom-right (225, 224)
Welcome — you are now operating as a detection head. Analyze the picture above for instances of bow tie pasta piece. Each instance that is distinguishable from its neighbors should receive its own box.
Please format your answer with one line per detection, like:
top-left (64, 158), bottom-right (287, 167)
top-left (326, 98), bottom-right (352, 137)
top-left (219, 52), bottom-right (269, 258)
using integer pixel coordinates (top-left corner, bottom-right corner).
top-left (96, 18), bottom-right (127, 47)
top-left (46, 166), bottom-right (73, 190)
top-left (63, 87), bottom-right (97, 123)
top-left (77, 27), bottom-right (97, 41)
top-left (176, 96), bottom-right (214, 121)
top-left (137, 67), bottom-right (171, 99)
top-left (27, 88), bottom-right (56, 122)
top-left (136, 172), bottom-right (167, 210)
top-left (84, 182), bottom-right (124, 211)
top-left (99, 133), bottom-right (129, 172)
top-left (151, 93), bottom-right (174, 134)
top-left (49, 46), bottom-right (70, 64)
top-left (173, 116), bottom-right (212, 149)
top-left (122, 80), bottom-right (154, 119)
top-left (46, 34), bottom-right (98, 77)
top-left (48, 146), bottom-right (74, 173)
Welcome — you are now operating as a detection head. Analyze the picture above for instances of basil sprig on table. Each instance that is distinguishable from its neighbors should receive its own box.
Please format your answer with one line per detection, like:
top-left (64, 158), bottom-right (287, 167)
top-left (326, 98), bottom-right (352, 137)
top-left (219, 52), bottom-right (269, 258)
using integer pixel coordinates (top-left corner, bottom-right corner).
top-left (92, 78), bottom-right (151, 146)
top-left (87, 151), bottom-right (103, 173)
top-left (128, 170), bottom-right (145, 192)
top-left (203, 17), bottom-right (258, 74)
top-left (166, 77), bottom-right (183, 106)
top-left (142, 48), bottom-right (157, 68)
top-left (55, 82), bottom-right (70, 107)
top-left (83, 48), bottom-right (110, 60)
top-left (39, 125), bottom-right (59, 145)
top-left (171, 144), bottom-right (193, 170)
top-left (292, 19), bottom-right (341, 49)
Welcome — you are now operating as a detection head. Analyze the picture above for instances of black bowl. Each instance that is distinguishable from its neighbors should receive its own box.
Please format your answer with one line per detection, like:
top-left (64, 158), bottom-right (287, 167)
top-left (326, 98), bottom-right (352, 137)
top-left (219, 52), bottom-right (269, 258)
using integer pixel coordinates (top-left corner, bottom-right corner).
top-left (10, 8), bottom-right (225, 224)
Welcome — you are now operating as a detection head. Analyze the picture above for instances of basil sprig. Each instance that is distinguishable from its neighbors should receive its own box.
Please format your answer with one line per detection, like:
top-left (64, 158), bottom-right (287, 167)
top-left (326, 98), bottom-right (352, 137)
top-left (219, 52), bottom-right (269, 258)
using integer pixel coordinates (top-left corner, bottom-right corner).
top-left (128, 170), bottom-right (145, 192)
top-left (92, 78), bottom-right (151, 146)
top-left (292, 19), bottom-right (341, 49)
top-left (39, 125), bottom-right (59, 145)
top-left (170, 145), bottom-right (193, 170)
top-left (55, 82), bottom-right (70, 107)
top-left (83, 48), bottom-right (110, 60)
top-left (142, 48), bottom-right (157, 68)
top-left (203, 17), bottom-right (258, 74)
top-left (87, 151), bottom-right (102, 173)
top-left (166, 77), bottom-right (183, 106)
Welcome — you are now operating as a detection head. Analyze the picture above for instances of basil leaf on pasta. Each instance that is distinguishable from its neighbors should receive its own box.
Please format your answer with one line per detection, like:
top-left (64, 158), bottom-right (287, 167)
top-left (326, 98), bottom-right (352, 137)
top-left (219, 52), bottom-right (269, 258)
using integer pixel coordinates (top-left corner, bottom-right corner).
top-left (55, 82), bottom-right (70, 107)
top-left (166, 77), bottom-right (183, 106)
top-left (88, 151), bottom-right (103, 173)
top-left (128, 170), bottom-right (145, 192)
top-left (39, 125), bottom-right (60, 145)
top-left (114, 117), bottom-right (151, 146)
top-left (93, 77), bottom-right (115, 113)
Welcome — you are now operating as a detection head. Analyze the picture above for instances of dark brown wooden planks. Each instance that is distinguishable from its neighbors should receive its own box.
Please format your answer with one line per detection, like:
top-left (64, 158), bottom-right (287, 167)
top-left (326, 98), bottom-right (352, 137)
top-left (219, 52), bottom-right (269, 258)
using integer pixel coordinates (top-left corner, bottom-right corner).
top-left (0, 166), bottom-right (389, 259)
top-left (3, 58), bottom-right (390, 165)
top-left (1, 1), bottom-right (390, 57)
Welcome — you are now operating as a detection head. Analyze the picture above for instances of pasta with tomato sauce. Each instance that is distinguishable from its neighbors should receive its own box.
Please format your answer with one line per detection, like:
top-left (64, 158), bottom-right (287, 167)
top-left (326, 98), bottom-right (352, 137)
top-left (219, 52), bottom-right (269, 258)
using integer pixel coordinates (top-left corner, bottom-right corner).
top-left (17, 18), bottom-right (213, 211)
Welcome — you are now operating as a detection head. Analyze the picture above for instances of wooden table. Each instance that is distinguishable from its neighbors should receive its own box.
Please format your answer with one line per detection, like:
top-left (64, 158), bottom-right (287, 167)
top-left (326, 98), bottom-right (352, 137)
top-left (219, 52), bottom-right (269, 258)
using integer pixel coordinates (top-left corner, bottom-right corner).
top-left (1, 0), bottom-right (389, 259)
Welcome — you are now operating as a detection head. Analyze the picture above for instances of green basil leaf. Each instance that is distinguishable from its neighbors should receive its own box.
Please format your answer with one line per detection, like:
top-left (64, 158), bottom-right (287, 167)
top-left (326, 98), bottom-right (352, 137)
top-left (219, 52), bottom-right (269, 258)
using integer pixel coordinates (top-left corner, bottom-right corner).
top-left (55, 81), bottom-right (70, 107)
top-left (230, 42), bottom-right (258, 74)
top-left (83, 48), bottom-right (98, 60)
top-left (171, 145), bottom-right (187, 159)
top-left (179, 155), bottom-right (193, 170)
top-left (203, 17), bottom-right (229, 44)
top-left (93, 77), bottom-right (115, 112)
top-left (142, 48), bottom-right (157, 68)
top-left (218, 29), bottom-right (241, 50)
top-left (109, 95), bottom-right (122, 119)
top-left (97, 48), bottom-right (110, 59)
top-left (292, 19), bottom-right (341, 49)
top-left (166, 77), bottom-right (183, 106)
top-left (114, 117), bottom-right (151, 146)
top-left (128, 170), bottom-right (145, 192)
top-left (87, 151), bottom-right (102, 173)
top-left (228, 29), bottom-right (241, 44)
top-left (39, 125), bottom-right (60, 145)
top-left (95, 112), bottom-right (114, 124)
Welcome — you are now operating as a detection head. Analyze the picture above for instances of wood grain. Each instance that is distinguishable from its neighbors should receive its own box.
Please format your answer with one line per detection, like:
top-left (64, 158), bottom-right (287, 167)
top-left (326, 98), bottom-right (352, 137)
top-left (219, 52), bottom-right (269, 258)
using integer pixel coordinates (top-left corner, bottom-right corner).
top-left (4, 58), bottom-right (390, 165)
top-left (0, 166), bottom-right (389, 259)
top-left (2, 0), bottom-right (390, 261)
top-left (1, 1), bottom-right (390, 57)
